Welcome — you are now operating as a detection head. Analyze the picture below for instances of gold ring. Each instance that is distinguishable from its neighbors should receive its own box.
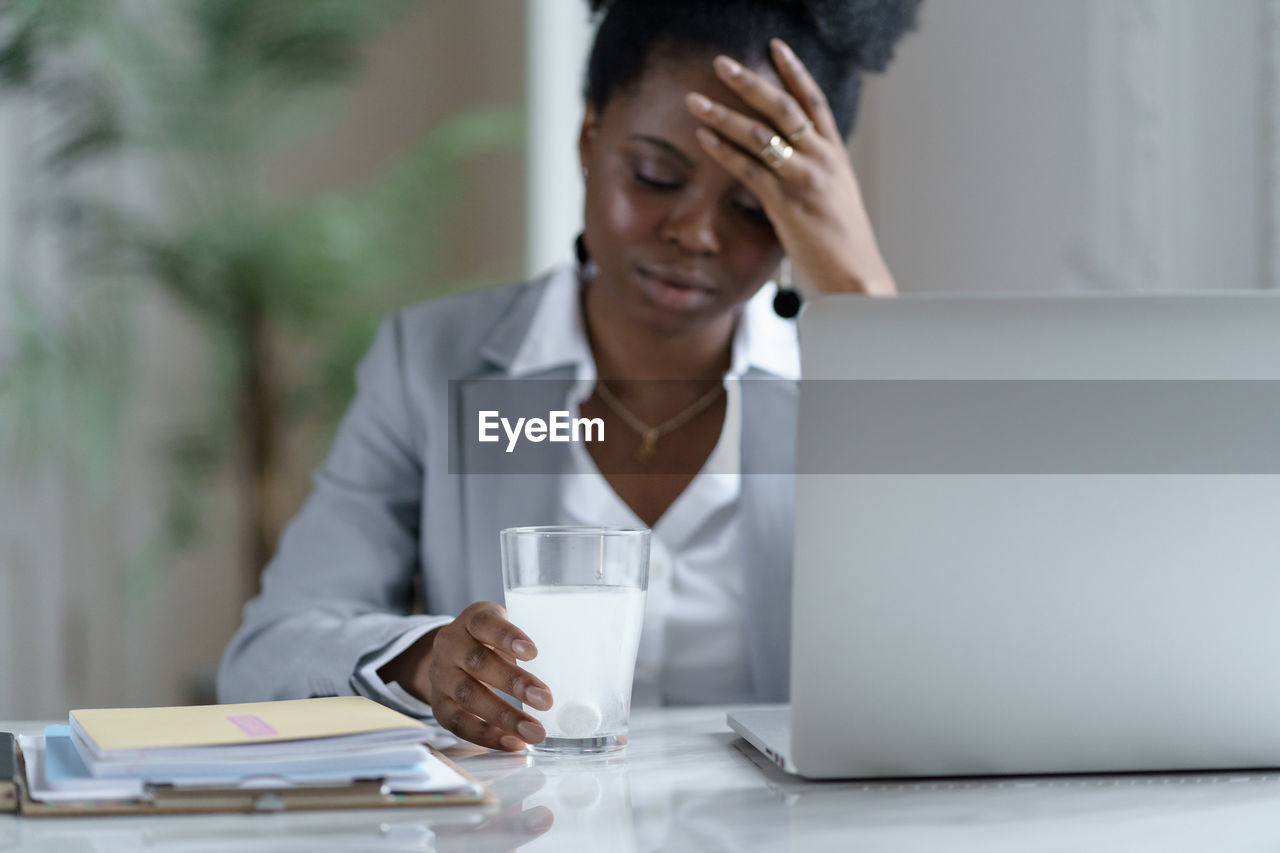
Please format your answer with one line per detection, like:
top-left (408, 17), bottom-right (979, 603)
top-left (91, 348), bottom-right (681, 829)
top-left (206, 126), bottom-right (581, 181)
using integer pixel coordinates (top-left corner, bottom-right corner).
top-left (759, 135), bottom-right (794, 170)
top-left (787, 120), bottom-right (814, 143)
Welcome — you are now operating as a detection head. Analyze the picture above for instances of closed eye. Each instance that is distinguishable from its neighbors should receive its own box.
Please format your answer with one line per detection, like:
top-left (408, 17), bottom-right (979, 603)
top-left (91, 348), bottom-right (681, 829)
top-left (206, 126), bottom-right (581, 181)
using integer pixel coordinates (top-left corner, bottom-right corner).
top-left (734, 196), bottom-right (769, 222)
top-left (634, 172), bottom-right (682, 191)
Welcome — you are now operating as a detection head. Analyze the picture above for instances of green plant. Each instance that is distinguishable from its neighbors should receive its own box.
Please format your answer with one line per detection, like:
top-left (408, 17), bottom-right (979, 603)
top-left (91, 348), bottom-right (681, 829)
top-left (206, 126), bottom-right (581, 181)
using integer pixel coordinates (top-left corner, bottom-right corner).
top-left (0, 0), bottom-right (523, 596)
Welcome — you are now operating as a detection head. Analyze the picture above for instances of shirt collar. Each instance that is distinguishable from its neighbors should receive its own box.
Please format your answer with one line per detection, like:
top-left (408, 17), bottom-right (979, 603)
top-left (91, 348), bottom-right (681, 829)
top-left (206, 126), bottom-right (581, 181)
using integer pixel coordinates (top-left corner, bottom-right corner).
top-left (506, 264), bottom-right (593, 378)
top-left (507, 263), bottom-right (801, 381)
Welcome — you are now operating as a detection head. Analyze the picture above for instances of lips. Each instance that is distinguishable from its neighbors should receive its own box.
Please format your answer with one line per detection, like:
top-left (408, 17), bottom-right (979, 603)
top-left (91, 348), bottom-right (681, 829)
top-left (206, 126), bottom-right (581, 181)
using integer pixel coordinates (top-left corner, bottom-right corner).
top-left (635, 265), bottom-right (717, 312)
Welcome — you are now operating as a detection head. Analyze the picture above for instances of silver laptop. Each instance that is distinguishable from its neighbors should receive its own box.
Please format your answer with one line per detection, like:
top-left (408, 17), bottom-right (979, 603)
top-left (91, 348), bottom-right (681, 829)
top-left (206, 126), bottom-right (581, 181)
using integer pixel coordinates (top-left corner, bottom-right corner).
top-left (729, 292), bottom-right (1280, 779)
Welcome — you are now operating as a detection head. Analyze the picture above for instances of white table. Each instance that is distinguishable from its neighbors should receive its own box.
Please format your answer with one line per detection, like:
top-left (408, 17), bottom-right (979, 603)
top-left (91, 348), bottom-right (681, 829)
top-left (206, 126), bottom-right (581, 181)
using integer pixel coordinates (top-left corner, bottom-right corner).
top-left (6, 707), bottom-right (1280, 851)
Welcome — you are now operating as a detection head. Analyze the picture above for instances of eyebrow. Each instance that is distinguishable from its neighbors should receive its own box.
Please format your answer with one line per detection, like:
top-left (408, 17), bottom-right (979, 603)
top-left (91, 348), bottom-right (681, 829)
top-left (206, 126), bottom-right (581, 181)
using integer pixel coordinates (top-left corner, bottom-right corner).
top-left (628, 134), bottom-right (694, 167)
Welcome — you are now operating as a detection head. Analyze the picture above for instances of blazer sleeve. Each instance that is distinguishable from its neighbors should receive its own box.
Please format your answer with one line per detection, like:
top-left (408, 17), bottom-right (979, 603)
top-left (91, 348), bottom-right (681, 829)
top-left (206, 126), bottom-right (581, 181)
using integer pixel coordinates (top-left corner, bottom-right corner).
top-left (217, 312), bottom-right (444, 705)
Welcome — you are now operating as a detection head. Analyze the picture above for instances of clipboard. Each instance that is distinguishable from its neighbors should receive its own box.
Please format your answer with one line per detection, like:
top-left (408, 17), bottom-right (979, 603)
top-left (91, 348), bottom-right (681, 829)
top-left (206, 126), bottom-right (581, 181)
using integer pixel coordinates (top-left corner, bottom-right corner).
top-left (0, 733), bottom-right (17, 814)
top-left (6, 734), bottom-right (495, 817)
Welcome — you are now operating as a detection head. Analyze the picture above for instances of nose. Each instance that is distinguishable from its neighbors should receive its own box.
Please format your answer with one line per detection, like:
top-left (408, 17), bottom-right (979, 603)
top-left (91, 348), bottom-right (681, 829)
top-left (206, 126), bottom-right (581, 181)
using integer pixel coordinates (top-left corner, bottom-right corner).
top-left (660, 194), bottom-right (720, 257)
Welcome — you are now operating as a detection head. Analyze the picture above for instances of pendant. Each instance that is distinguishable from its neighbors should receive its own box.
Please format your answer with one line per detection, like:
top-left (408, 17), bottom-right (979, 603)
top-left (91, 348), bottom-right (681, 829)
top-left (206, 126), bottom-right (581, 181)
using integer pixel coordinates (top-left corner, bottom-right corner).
top-left (635, 430), bottom-right (659, 465)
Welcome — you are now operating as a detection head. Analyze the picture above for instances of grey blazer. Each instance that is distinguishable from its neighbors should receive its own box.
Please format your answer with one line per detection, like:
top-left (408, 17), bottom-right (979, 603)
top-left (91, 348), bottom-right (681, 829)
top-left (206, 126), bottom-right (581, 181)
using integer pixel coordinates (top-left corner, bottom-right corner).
top-left (217, 267), bottom-right (798, 706)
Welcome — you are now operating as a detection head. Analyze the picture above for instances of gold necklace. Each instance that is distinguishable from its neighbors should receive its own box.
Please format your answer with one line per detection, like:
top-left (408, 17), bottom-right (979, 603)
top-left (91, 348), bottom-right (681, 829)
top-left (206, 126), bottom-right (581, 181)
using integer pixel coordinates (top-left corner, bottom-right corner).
top-left (594, 379), bottom-right (725, 465)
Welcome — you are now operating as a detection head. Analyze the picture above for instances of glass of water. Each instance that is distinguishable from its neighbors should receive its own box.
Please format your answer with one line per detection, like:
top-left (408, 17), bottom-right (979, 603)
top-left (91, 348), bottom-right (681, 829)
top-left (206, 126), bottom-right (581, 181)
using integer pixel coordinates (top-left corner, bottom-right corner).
top-left (501, 526), bottom-right (650, 754)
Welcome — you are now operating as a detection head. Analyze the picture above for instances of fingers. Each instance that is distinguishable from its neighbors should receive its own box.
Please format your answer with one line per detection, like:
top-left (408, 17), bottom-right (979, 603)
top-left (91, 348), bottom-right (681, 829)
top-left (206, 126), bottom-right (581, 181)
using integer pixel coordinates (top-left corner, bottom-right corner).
top-left (457, 639), bottom-right (554, 712)
top-left (769, 38), bottom-right (841, 143)
top-left (431, 692), bottom-right (525, 752)
top-left (427, 602), bottom-right (556, 752)
top-left (430, 675), bottom-right (543, 751)
top-left (463, 602), bottom-right (538, 661)
top-left (686, 91), bottom-right (790, 169)
top-left (686, 46), bottom-right (838, 195)
top-left (457, 604), bottom-right (553, 708)
top-left (708, 55), bottom-right (816, 152)
top-left (693, 126), bottom-right (785, 202)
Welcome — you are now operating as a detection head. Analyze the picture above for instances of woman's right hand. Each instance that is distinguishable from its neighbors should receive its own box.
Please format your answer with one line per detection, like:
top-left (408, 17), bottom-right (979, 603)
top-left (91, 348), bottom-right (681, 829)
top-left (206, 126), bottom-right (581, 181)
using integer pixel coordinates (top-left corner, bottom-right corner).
top-left (379, 601), bottom-right (554, 751)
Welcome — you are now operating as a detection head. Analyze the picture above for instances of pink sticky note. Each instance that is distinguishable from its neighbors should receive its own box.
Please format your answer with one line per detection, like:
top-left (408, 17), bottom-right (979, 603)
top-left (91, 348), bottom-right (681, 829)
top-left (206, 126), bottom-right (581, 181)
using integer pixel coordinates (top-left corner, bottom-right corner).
top-left (226, 715), bottom-right (278, 737)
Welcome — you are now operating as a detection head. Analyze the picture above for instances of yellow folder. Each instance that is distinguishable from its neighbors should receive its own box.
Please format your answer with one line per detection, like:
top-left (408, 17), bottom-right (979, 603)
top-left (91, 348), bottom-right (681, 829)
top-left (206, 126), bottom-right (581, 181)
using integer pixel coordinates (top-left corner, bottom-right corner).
top-left (72, 696), bottom-right (427, 753)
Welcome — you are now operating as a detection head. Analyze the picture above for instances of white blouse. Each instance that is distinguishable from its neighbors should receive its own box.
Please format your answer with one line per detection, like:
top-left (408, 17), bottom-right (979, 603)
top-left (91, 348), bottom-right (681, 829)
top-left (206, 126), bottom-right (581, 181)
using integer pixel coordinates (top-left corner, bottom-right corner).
top-left (511, 265), bottom-right (799, 706)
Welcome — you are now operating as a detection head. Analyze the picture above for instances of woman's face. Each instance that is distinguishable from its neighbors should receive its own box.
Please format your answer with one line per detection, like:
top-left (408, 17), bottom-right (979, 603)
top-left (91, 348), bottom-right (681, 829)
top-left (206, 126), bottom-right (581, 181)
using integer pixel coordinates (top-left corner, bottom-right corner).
top-left (579, 52), bottom-right (785, 338)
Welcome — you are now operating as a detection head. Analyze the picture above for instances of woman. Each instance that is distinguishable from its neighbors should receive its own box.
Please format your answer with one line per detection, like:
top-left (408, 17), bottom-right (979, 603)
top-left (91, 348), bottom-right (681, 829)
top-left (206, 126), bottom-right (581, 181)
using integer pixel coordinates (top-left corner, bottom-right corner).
top-left (218, 0), bottom-right (921, 752)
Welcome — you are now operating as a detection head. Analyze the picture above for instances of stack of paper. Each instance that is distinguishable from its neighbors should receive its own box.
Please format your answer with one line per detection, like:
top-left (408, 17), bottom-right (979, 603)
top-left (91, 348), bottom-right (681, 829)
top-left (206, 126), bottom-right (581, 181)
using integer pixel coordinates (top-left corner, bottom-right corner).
top-left (17, 697), bottom-right (482, 810)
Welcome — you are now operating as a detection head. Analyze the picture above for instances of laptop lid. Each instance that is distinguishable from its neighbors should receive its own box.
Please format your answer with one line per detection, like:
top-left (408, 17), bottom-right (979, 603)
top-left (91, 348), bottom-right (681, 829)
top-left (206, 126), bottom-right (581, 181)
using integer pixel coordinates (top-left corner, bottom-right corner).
top-left (790, 292), bottom-right (1280, 778)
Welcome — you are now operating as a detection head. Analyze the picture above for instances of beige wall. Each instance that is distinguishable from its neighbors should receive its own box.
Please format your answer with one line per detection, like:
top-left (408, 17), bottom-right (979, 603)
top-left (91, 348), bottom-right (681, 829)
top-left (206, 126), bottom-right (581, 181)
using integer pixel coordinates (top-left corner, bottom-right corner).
top-left (0, 0), bottom-right (529, 718)
top-left (267, 0), bottom-right (530, 550)
top-left (271, 0), bottom-right (527, 288)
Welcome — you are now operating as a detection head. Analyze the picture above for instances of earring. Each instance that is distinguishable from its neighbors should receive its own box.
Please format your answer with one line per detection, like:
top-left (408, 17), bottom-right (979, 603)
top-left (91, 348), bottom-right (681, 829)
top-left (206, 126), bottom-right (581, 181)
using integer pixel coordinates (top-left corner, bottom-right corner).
top-left (773, 258), bottom-right (802, 319)
top-left (574, 233), bottom-right (597, 282)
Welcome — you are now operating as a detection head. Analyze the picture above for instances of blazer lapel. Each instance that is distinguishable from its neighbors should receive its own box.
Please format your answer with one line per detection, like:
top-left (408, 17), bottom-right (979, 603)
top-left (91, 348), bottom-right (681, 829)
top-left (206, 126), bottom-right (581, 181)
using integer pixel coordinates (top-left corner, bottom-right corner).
top-left (448, 270), bottom-right (573, 596)
top-left (456, 281), bottom-right (576, 603)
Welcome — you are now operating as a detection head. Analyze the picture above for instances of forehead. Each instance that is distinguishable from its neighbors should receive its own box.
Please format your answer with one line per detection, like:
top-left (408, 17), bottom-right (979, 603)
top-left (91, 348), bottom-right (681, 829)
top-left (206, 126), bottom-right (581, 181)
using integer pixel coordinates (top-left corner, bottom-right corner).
top-left (600, 50), bottom-right (783, 136)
